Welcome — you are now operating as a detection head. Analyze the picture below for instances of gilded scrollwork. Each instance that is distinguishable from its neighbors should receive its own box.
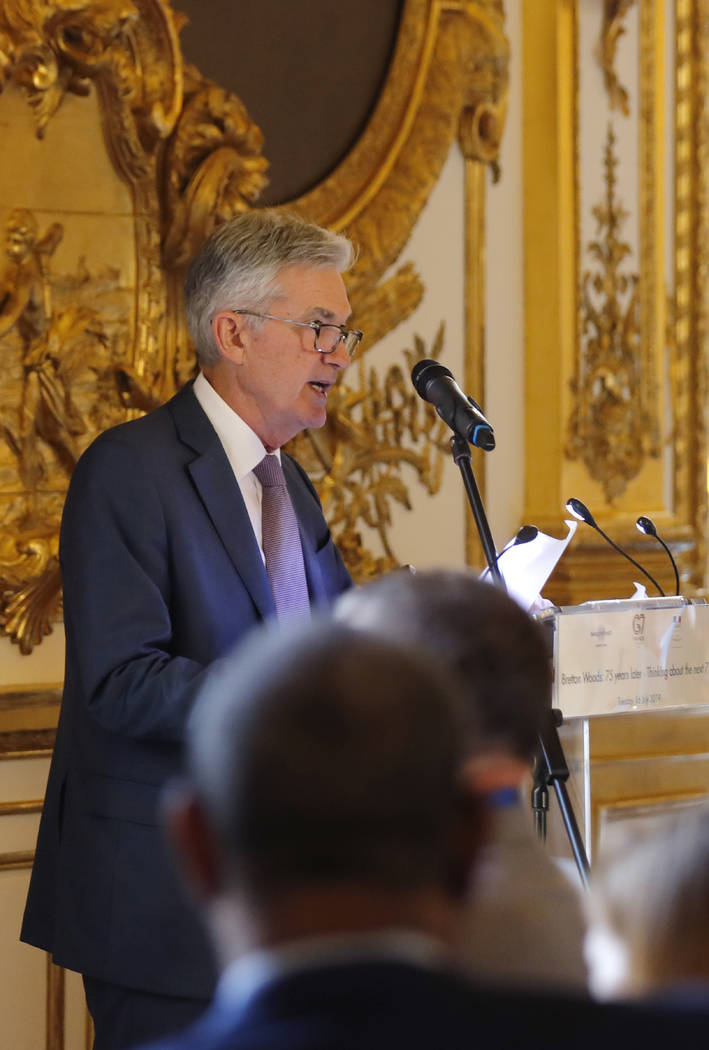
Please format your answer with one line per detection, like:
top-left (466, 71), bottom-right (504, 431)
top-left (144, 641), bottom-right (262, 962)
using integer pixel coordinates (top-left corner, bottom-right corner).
top-left (0, 0), bottom-right (509, 646)
top-left (0, 0), bottom-right (273, 652)
top-left (0, 206), bottom-right (133, 651)
top-left (0, 0), bottom-right (183, 179)
top-left (566, 124), bottom-right (659, 502)
top-left (0, 0), bottom-right (138, 137)
top-left (160, 62), bottom-right (271, 392)
top-left (598, 0), bottom-right (637, 115)
top-left (161, 64), bottom-right (269, 272)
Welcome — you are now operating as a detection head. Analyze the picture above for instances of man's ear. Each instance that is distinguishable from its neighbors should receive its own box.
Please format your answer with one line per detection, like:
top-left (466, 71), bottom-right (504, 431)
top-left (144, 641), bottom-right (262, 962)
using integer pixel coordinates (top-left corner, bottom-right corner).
top-left (445, 782), bottom-right (490, 900)
top-left (211, 310), bottom-right (247, 364)
top-left (459, 752), bottom-right (528, 795)
top-left (162, 779), bottom-right (225, 901)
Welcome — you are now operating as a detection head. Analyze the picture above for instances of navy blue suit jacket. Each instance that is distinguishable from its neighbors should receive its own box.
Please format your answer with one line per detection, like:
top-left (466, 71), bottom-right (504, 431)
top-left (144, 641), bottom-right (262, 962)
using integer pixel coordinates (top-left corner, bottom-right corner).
top-left (20, 382), bottom-right (351, 997)
top-left (135, 959), bottom-right (709, 1050)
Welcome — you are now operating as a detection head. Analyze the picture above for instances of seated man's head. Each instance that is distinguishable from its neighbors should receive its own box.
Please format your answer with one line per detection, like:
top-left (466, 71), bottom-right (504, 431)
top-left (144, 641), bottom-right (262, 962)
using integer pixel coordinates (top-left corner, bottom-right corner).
top-left (167, 619), bottom-right (483, 966)
top-left (184, 210), bottom-right (360, 450)
top-left (585, 806), bottom-right (709, 999)
top-left (337, 570), bottom-right (552, 790)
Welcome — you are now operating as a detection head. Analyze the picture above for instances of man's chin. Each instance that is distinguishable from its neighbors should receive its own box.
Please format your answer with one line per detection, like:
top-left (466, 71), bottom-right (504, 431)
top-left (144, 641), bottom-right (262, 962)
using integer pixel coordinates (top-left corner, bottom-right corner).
top-left (304, 407), bottom-right (328, 431)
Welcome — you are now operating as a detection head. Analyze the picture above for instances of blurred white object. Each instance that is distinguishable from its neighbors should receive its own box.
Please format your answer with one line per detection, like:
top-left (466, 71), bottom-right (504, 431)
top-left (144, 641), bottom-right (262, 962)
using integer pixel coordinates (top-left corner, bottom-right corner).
top-left (487, 520), bottom-right (577, 612)
top-left (583, 924), bottom-right (631, 1000)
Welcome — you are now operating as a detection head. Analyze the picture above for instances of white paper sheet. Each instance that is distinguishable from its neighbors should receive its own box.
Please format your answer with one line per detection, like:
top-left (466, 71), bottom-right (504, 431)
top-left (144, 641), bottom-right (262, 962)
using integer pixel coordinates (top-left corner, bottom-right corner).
top-left (483, 520), bottom-right (577, 612)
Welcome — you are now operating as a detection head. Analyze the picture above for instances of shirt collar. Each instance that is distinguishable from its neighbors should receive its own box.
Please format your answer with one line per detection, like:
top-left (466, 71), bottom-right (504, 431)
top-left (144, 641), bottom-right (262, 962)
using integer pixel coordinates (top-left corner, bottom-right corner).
top-left (193, 372), bottom-right (280, 479)
top-left (217, 928), bottom-right (449, 1011)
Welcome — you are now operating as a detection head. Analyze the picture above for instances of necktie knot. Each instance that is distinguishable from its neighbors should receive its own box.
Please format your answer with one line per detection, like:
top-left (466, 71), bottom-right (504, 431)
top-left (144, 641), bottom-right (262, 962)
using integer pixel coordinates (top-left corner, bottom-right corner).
top-left (253, 454), bottom-right (285, 489)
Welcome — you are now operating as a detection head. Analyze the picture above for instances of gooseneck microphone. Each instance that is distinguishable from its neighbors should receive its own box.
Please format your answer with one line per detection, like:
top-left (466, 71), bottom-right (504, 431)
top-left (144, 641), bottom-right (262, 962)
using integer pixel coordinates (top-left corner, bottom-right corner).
top-left (565, 498), bottom-right (665, 597)
top-left (636, 516), bottom-right (680, 596)
top-left (411, 359), bottom-right (495, 451)
top-left (480, 525), bottom-right (539, 580)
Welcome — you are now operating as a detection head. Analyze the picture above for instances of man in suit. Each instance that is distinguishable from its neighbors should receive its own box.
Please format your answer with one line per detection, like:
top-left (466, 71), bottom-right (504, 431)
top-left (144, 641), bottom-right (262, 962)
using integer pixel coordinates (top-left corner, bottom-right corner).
top-left (20, 210), bottom-right (356, 1049)
top-left (338, 570), bottom-right (588, 991)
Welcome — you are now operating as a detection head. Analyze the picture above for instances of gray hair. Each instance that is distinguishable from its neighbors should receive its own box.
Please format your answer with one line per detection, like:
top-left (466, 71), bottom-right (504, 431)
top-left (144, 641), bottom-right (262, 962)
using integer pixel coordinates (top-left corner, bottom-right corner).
top-left (184, 210), bottom-right (355, 367)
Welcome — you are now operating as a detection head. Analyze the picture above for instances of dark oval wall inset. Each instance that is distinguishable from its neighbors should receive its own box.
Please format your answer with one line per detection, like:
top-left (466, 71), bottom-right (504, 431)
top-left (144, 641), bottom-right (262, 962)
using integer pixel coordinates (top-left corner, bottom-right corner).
top-left (175, 0), bottom-right (404, 205)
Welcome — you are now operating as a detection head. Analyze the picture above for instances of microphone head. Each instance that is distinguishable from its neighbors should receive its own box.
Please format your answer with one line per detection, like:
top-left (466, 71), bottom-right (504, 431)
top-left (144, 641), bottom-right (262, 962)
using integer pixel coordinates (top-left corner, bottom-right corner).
top-left (410, 359), bottom-right (454, 399)
top-left (515, 525), bottom-right (539, 545)
top-left (565, 497), bottom-right (597, 528)
top-left (636, 515), bottom-right (657, 538)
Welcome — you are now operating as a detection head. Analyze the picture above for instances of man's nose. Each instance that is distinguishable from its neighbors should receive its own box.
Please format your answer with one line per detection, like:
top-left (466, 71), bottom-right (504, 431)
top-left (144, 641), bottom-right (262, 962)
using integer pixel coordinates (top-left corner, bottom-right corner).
top-left (328, 338), bottom-right (351, 370)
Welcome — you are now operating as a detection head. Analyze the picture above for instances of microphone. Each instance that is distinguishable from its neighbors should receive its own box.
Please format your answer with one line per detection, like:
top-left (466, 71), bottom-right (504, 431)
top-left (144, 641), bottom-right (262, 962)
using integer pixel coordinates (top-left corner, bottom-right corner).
top-left (411, 359), bottom-right (495, 451)
top-left (480, 525), bottom-right (539, 580)
top-left (565, 498), bottom-right (665, 597)
top-left (636, 516), bottom-right (680, 596)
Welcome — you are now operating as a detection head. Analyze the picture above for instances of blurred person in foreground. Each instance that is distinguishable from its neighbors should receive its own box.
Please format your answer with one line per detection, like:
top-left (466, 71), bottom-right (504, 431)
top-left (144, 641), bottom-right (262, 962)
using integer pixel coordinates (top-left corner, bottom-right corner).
top-left (137, 620), bottom-right (492, 1050)
top-left (585, 805), bottom-right (709, 1002)
top-left (135, 618), bottom-right (709, 1050)
top-left (337, 569), bottom-right (587, 991)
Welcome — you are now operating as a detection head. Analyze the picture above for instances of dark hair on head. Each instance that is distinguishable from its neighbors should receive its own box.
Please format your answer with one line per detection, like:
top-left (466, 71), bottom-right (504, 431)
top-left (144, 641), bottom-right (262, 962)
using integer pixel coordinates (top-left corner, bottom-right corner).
top-left (337, 569), bottom-right (551, 761)
top-left (187, 619), bottom-right (477, 898)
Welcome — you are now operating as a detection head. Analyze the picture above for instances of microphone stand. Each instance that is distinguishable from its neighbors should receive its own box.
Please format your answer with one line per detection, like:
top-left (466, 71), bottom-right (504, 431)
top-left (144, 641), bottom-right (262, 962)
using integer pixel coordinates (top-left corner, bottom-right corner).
top-left (450, 435), bottom-right (503, 585)
top-left (449, 434), bottom-right (590, 885)
top-left (532, 708), bottom-right (590, 889)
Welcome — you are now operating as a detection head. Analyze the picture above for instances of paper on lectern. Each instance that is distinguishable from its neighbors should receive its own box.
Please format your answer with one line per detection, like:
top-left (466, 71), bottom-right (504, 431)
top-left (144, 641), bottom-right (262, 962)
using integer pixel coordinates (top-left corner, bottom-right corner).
top-left (486, 519), bottom-right (577, 612)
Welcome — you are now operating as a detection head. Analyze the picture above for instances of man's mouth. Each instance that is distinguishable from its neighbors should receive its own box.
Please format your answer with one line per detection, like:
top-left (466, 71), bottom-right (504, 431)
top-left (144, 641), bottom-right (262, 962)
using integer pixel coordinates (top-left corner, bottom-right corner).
top-left (308, 381), bottom-right (330, 396)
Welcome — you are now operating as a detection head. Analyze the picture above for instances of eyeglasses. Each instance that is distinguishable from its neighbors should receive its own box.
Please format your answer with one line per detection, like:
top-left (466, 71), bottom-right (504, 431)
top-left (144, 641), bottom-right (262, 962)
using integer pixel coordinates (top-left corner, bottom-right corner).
top-left (231, 310), bottom-right (363, 358)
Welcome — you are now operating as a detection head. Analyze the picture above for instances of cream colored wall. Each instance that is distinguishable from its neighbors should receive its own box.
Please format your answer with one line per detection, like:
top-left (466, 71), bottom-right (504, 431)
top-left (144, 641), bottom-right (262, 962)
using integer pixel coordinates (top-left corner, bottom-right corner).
top-left (0, 632), bottom-right (65, 688)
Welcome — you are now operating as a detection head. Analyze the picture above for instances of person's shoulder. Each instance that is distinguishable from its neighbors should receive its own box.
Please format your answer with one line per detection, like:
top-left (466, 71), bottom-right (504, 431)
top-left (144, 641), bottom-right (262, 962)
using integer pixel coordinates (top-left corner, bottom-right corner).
top-left (60, 390), bottom-right (195, 511)
top-left (99, 384), bottom-right (192, 444)
top-left (76, 383), bottom-right (197, 465)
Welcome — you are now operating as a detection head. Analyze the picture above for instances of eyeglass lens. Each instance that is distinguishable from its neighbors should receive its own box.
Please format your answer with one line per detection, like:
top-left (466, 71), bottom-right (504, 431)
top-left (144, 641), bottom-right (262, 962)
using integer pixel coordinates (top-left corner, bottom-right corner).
top-left (315, 324), bottom-right (360, 356)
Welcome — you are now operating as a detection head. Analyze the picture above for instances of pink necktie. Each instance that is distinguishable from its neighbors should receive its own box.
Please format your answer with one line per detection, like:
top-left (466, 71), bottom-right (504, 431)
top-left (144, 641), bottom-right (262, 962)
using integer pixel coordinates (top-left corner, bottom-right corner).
top-left (253, 455), bottom-right (311, 621)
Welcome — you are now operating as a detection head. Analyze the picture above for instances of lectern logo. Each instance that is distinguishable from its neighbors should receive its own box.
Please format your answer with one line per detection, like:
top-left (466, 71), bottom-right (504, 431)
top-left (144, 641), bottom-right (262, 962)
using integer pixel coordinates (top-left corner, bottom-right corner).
top-left (632, 613), bottom-right (645, 638)
top-left (590, 626), bottom-right (612, 648)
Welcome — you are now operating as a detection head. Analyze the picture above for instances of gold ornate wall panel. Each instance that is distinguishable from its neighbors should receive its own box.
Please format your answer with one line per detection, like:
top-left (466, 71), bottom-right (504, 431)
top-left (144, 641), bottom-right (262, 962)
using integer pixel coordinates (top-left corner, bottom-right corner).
top-left (0, 0), bottom-right (509, 656)
top-left (523, 1), bottom-right (708, 605)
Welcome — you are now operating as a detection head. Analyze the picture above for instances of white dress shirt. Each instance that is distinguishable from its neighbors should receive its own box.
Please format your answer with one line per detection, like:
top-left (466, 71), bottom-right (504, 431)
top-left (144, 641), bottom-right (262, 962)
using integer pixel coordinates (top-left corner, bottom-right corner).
top-left (193, 371), bottom-right (280, 559)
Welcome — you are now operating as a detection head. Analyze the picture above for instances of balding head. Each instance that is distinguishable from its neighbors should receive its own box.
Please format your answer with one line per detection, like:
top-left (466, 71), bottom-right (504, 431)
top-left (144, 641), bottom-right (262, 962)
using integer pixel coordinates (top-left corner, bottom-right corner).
top-left (183, 619), bottom-right (478, 902)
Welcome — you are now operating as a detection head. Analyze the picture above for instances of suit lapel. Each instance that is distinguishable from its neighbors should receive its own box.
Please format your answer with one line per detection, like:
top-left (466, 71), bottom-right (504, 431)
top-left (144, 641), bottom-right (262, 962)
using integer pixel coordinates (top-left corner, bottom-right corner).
top-left (168, 384), bottom-right (275, 621)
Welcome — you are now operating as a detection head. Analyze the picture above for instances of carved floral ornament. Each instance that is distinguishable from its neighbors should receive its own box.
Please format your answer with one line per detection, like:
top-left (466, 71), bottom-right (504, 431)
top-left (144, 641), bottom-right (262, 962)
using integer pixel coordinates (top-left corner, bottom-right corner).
top-left (566, 125), bottom-right (659, 502)
top-left (0, 0), bottom-right (509, 653)
top-left (565, 2), bottom-right (662, 504)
